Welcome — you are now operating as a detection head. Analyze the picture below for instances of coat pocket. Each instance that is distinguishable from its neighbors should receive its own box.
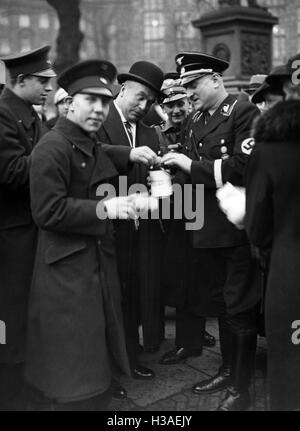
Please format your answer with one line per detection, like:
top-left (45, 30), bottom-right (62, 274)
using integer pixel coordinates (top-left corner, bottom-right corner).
top-left (45, 239), bottom-right (87, 265)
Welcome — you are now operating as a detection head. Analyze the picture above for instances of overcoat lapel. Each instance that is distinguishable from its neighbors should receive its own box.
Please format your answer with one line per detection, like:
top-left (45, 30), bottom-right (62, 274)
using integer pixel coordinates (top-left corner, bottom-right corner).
top-left (103, 102), bottom-right (131, 148)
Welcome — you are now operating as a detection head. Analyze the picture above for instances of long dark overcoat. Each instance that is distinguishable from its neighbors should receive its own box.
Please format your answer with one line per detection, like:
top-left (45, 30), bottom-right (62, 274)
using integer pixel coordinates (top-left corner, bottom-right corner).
top-left (164, 95), bottom-right (262, 316)
top-left (246, 140), bottom-right (300, 411)
top-left (25, 117), bottom-right (130, 403)
top-left (97, 102), bottom-right (165, 351)
top-left (0, 88), bottom-right (40, 363)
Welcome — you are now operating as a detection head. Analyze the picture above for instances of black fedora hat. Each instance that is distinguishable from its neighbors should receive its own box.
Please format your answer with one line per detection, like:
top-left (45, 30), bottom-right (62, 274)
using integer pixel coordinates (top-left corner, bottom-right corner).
top-left (266, 64), bottom-right (291, 88)
top-left (118, 61), bottom-right (164, 94)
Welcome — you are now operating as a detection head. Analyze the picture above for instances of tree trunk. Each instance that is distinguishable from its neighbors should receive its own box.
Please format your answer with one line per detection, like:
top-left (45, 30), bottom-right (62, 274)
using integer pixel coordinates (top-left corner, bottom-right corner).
top-left (46, 0), bottom-right (84, 74)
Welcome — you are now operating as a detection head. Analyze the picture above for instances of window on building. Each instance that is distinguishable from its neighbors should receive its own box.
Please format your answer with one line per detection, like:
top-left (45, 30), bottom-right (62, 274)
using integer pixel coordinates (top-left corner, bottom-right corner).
top-left (143, 0), bottom-right (165, 61)
top-left (144, 12), bottom-right (165, 40)
top-left (273, 25), bottom-right (286, 63)
top-left (144, 40), bottom-right (166, 60)
top-left (20, 39), bottom-right (32, 53)
top-left (144, 0), bottom-right (164, 10)
top-left (297, 7), bottom-right (300, 51)
top-left (0, 40), bottom-right (11, 55)
top-left (19, 15), bottom-right (30, 28)
top-left (39, 14), bottom-right (50, 29)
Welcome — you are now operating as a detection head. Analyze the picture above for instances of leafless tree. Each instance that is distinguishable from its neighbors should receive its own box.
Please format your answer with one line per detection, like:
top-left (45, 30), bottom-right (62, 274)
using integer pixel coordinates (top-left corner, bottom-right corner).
top-left (45, 0), bottom-right (84, 73)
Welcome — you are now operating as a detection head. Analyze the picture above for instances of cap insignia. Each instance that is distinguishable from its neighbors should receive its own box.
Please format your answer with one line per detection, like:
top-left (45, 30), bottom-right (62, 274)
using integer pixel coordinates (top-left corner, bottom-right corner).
top-left (100, 77), bottom-right (108, 85)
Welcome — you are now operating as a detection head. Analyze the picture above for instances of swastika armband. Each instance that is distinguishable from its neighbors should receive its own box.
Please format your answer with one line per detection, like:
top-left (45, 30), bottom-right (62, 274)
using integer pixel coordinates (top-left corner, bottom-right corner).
top-left (241, 138), bottom-right (255, 155)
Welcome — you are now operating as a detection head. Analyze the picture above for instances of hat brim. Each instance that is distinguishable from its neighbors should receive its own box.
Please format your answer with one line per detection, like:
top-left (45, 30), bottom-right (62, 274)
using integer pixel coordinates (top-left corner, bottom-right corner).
top-left (252, 82), bottom-right (284, 104)
top-left (181, 72), bottom-right (212, 87)
top-left (75, 87), bottom-right (113, 98)
top-left (118, 73), bottom-right (160, 94)
top-left (33, 68), bottom-right (57, 78)
top-left (162, 93), bottom-right (187, 104)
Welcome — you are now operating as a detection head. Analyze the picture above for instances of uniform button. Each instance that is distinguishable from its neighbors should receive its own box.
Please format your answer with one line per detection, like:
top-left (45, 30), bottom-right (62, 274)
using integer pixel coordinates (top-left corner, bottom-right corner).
top-left (221, 146), bottom-right (228, 154)
top-left (199, 142), bottom-right (203, 147)
top-left (81, 162), bottom-right (87, 168)
top-left (97, 240), bottom-right (102, 246)
top-left (199, 156), bottom-right (202, 161)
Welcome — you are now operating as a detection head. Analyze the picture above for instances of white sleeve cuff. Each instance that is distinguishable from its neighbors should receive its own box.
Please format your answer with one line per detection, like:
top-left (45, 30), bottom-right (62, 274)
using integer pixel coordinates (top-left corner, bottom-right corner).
top-left (214, 159), bottom-right (223, 189)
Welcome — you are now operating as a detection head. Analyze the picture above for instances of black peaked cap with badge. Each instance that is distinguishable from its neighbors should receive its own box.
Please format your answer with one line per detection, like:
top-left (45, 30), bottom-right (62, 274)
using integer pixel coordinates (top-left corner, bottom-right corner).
top-left (118, 61), bottom-right (164, 94)
top-left (58, 59), bottom-right (117, 98)
top-left (175, 51), bottom-right (229, 86)
top-left (0, 45), bottom-right (56, 78)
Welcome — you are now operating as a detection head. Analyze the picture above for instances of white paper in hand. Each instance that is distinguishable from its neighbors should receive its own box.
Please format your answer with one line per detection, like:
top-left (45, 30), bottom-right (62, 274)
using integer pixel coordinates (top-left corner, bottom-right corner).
top-left (216, 182), bottom-right (246, 229)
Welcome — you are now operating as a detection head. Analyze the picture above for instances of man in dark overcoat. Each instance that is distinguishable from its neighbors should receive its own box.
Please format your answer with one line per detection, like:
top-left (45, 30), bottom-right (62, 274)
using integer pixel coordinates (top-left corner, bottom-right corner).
top-left (162, 52), bottom-right (261, 411)
top-left (97, 61), bottom-right (165, 396)
top-left (0, 46), bottom-right (55, 410)
top-left (25, 60), bottom-right (141, 411)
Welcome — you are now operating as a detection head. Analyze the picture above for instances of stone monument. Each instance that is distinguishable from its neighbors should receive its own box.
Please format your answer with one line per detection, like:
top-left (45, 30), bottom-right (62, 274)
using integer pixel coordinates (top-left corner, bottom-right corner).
top-left (193, 0), bottom-right (278, 91)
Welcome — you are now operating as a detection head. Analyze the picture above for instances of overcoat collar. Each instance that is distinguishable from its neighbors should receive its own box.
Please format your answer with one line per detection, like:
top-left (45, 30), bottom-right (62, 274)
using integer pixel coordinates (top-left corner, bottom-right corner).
top-left (54, 117), bottom-right (118, 186)
top-left (54, 117), bottom-right (94, 157)
top-left (192, 94), bottom-right (238, 142)
top-left (0, 87), bottom-right (37, 130)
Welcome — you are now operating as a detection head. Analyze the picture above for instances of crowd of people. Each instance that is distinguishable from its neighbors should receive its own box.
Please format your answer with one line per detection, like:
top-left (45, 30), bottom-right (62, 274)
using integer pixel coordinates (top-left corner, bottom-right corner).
top-left (0, 43), bottom-right (300, 411)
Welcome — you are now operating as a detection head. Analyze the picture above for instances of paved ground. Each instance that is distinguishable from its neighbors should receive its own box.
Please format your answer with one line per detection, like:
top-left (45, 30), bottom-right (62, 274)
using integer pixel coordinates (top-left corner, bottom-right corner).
top-left (110, 316), bottom-right (269, 412)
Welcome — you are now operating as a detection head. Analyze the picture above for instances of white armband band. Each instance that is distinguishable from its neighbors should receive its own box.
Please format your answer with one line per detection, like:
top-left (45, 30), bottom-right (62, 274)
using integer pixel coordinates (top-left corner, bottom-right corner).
top-left (214, 159), bottom-right (223, 189)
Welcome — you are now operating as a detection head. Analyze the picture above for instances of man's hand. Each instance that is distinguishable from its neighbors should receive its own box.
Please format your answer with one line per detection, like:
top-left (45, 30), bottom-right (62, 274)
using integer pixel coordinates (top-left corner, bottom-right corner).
top-left (129, 146), bottom-right (159, 166)
top-left (161, 152), bottom-right (192, 174)
top-left (104, 195), bottom-right (137, 220)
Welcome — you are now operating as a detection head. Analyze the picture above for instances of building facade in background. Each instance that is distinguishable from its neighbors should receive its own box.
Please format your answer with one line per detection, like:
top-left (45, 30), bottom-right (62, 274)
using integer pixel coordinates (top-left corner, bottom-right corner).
top-left (0, 0), bottom-right (299, 74)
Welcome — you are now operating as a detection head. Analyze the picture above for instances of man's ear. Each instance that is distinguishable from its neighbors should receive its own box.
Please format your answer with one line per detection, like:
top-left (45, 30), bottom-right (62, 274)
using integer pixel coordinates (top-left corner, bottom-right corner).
top-left (119, 84), bottom-right (126, 97)
top-left (212, 73), bottom-right (221, 88)
top-left (16, 74), bottom-right (26, 86)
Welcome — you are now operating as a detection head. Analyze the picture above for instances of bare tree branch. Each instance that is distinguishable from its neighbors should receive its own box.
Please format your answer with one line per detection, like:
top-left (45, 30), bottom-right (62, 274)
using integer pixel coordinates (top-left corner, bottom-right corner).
top-left (45, 0), bottom-right (84, 73)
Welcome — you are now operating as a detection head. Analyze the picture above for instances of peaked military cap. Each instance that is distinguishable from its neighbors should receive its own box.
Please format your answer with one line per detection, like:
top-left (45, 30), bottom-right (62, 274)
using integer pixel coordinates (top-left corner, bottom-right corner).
top-left (0, 45), bottom-right (56, 78)
top-left (58, 60), bottom-right (117, 98)
top-left (161, 78), bottom-right (187, 104)
top-left (175, 51), bottom-right (229, 86)
top-left (118, 61), bottom-right (164, 94)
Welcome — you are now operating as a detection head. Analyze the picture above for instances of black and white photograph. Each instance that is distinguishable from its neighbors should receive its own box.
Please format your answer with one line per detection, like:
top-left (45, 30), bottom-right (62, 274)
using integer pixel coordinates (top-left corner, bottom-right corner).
top-left (0, 0), bottom-right (300, 415)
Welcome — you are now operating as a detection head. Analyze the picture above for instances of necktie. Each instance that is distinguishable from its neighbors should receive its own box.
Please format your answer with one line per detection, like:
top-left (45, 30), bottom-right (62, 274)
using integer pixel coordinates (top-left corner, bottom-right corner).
top-left (203, 111), bottom-right (211, 125)
top-left (124, 121), bottom-right (134, 147)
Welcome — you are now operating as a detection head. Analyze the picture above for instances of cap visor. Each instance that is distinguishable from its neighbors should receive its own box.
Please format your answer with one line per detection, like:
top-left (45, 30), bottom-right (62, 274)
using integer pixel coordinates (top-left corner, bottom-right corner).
top-left (162, 93), bottom-right (187, 104)
top-left (34, 68), bottom-right (57, 78)
top-left (77, 87), bottom-right (113, 98)
top-left (181, 73), bottom-right (211, 87)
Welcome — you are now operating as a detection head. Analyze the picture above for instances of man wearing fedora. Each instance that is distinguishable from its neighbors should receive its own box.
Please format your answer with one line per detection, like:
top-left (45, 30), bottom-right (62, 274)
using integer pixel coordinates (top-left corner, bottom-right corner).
top-left (25, 59), bottom-right (144, 411)
top-left (162, 51), bottom-right (261, 411)
top-left (266, 53), bottom-right (300, 100)
top-left (98, 61), bottom-right (164, 396)
top-left (0, 46), bottom-right (55, 410)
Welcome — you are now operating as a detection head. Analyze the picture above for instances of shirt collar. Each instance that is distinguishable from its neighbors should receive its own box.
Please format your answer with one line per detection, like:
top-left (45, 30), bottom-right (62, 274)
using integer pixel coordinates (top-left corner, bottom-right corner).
top-left (161, 119), bottom-right (180, 133)
top-left (114, 100), bottom-right (136, 129)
